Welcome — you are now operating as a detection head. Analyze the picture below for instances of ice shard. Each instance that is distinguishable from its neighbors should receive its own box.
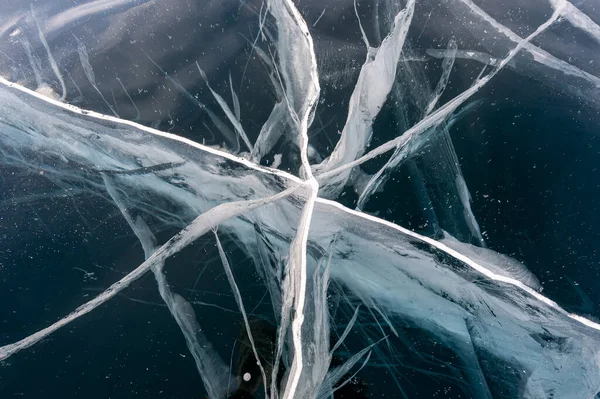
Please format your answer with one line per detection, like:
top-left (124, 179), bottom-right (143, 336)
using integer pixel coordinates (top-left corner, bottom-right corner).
top-left (1, 1), bottom-right (600, 398)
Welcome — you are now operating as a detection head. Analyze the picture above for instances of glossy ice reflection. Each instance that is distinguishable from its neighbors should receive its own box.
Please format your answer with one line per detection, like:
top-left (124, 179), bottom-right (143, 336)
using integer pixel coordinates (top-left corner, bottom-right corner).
top-left (1, 0), bottom-right (600, 398)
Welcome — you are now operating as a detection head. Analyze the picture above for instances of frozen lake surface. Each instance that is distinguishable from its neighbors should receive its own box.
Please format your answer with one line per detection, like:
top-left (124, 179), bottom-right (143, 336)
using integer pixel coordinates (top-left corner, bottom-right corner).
top-left (1, 0), bottom-right (600, 398)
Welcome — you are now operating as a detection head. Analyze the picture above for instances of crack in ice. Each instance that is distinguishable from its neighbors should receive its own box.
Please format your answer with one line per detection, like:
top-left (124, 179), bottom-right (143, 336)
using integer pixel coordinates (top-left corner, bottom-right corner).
top-left (2, 4), bottom-right (600, 397)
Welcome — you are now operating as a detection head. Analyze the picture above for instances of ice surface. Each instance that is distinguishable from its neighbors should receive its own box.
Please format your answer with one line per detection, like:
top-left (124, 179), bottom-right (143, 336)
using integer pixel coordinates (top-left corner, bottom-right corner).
top-left (1, 0), bottom-right (600, 398)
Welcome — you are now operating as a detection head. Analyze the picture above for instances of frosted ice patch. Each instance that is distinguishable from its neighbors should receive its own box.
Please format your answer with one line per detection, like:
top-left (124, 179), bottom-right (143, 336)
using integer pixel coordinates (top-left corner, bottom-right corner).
top-left (441, 232), bottom-right (542, 291)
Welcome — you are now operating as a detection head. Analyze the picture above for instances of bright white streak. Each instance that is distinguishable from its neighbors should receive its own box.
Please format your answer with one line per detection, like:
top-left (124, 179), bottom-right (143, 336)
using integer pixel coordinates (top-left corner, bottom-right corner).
top-left (214, 230), bottom-right (270, 399)
top-left (356, 36), bottom-right (458, 210)
top-left (318, 4), bottom-right (567, 182)
top-left (196, 62), bottom-right (253, 152)
top-left (329, 351), bottom-right (372, 395)
top-left (115, 75), bottom-right (141, 121)
top-left (229, 72), bottom-right (241, 122)
top-left (457, 0), bottom-right (600, 87)
top-left (19, 37), bottom-right (44, 89)
top-left (313, 6), bottom-right (327, 28)
top-left (0, 76), bottom-right (302, 184)
top-left (266, 0), bottom-right (321, 397)
top-left (103, 175), bottom-right (234, 398)
top-left (425, 37), bottom-right (458, 115)
top-left (250, 100), bottom-right (288, 162)
top-left (314, 0), bottom-right (415, 197)
top-left (280, 180), bottom-right (318, 399)
top-left (317, 198), bottom-right (600, 331)
top-left (317, 342), bottom-right (376, 399)
top-left (2, 57), bottom-right (599, 354)
top-left (426, 49), bottom-right (505, 67)
top-left (330, 305), bottom-right (361, 354)
top-left (31, 6), bottom-right (67, 101)
top-left (354, 0), bottom-right (371, 48)
top-left (73, 35), bottom-right (119, 117)
top-left (144, 53), bottom-right (240, 151)
top-left (0, 187), bottom-right (297, 362)
top-left (267, 0), bottom-right (320, 179)
top-left (551, 0), bottom-right (600, 44)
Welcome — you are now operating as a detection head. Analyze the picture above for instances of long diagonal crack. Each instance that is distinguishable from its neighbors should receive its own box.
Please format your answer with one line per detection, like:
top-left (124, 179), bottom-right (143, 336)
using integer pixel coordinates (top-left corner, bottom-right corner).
top-left (1, 2), bottom-right (600, 386)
